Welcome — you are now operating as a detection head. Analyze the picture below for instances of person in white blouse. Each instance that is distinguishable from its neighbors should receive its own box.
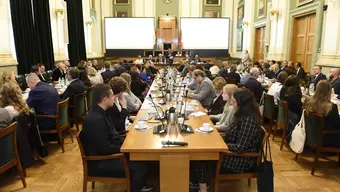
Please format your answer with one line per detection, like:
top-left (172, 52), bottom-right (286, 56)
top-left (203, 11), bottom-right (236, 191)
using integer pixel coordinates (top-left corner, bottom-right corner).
top-left (134, 55), bottom-right (144, 64)
top-left (120, 73), bottom-right (142, 113)
top-left (267, 71), bottom-right (288, 105)
top-left (209, 64), bottom-right (220, 77)
top-left (209, 84), bottom-right (238, 132)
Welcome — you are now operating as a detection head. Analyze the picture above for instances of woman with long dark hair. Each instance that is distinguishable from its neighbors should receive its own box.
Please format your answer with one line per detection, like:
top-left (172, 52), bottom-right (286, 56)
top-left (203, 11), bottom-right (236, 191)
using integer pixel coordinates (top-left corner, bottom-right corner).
top-left (194, 88), bottom-right (263, 192)
top-left (279, 74), bottom-right (303, 142)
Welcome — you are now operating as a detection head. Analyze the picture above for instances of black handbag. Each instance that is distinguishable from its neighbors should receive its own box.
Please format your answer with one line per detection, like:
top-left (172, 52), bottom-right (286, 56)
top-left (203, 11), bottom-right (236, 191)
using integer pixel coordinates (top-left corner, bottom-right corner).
top-left (33, 116), bottom-right (49, 158)
top-left (257, 137), bottom-right (274, 192)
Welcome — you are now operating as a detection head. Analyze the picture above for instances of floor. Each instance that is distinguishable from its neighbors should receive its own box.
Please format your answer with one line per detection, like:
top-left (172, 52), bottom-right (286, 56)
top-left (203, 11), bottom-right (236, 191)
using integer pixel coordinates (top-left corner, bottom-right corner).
top-left (1, 128), bottom-right (340, 192)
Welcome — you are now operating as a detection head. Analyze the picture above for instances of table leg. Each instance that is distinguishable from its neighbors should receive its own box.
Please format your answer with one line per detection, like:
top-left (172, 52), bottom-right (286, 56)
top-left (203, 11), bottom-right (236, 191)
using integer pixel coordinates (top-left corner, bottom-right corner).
top-left (160, 154), bottom-right (190, 192)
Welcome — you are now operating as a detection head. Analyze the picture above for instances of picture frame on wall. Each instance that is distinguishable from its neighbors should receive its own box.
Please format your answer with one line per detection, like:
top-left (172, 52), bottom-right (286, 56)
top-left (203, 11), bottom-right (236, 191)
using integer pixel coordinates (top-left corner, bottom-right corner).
top-left (296, 0), bottom-right (313, 7)
top-left (115, 10), bottom-right (129, 17)
top-left (114, 0), bottom-right (130, 5)
top-left (204, 0), bottom-right (221, 6)
top-left (237, 31), bottom-right (243, 51)
top-left (257, 0), bottom-right (266, 19)
top-left (204, 10), bottom-right (220, 18)
top-left (237, 6), bottom-right (244, 29)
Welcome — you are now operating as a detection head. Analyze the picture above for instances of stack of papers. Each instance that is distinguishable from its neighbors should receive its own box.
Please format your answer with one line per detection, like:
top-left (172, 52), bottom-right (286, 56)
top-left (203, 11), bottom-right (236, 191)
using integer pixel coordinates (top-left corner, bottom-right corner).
top-left (190, 111), bottom-right (207, 117)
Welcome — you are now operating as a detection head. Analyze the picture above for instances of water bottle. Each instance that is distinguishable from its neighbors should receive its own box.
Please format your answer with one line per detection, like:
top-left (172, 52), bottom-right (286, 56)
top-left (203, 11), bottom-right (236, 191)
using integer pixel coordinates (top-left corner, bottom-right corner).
top-left (309, 84), bottom-right (315, 96)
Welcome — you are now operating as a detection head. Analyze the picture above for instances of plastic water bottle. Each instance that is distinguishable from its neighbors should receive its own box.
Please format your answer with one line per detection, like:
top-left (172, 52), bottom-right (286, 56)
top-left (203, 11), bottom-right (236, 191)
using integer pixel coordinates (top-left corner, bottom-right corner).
top-left (309, 84), bottom-right (315, 96)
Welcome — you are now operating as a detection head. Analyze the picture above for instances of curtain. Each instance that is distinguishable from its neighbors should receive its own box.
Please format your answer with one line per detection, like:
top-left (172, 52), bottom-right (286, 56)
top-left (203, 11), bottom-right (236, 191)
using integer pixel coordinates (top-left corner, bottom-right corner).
top-left (32, 0), bottom-right (55, 70)
top-left (10, 0), bottom-right (55, 74)
top-left (10, 0), bottom-right (40, 74)
top-left (65, 0), bottom-right (87, 66)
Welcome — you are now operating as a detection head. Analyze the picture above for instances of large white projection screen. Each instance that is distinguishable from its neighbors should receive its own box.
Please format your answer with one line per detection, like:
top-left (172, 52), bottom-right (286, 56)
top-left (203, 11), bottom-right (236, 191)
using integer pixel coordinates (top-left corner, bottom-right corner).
top-left (180, 18), bottom-right (230, 49)
top-left (105, 18), bottom-right (155, 49)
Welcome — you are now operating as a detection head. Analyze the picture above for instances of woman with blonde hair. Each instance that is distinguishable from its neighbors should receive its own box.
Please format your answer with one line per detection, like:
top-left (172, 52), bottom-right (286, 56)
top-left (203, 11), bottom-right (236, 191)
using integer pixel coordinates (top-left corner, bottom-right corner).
top-left (1, 71), bottom-right (17, 86)
top-left (304, 80), bottom-right (340, 145)
top-left (0, 82), bottom-right (30, 119)
top-left (209, 84), bottom-right (238, 131)
top-left (207, 77), bottom-right (226, 115)
top-left (120, 73), bottom-right (142, 113)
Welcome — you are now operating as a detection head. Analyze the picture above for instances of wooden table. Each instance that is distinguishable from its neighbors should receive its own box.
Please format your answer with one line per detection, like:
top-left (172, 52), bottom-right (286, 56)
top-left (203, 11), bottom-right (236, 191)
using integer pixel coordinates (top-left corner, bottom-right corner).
top-left (121, 80), bottom-right (227, 192)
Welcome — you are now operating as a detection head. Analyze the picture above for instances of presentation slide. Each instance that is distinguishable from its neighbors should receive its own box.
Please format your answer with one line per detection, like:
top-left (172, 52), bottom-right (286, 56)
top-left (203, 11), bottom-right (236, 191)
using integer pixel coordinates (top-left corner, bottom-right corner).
top-left (180, 18), bottom-right (230, 49)
top-left (105, 18), bottom-right (155, 49)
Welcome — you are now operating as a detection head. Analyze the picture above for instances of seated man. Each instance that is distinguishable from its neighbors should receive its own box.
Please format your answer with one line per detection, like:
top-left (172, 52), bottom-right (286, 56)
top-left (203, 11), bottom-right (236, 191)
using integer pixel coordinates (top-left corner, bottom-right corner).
top-left (101, 62), bottom-right (115, 81)
top-left (330, 68), bottom-right (340, 99)
top-left (79, 84), bottom-right (153, 192)
top-left (26, 73), bottom-right (60, 130)
top-left (245, 67), bottom-right (263, 100)
top-left (52, 62), bottom-right (66, 81)
top-left (225, 64), bottom-right (241, 83)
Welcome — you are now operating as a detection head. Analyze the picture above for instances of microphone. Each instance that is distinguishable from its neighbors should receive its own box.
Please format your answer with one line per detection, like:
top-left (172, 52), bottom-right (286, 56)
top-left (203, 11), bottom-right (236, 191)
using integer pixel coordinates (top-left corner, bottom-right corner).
top-left (148, 95), bottom-right (166, 134)
top-left (161, 140), bottom-right (188, 146)
top-left (179, 85), bottom-right (186, 116)
top-left (183, 90), bottom-right (189, 120)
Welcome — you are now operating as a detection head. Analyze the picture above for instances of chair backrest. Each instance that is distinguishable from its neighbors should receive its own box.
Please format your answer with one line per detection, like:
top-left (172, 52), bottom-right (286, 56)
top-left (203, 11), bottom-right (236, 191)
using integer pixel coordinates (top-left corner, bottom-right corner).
top-left (304, 111), bottom-right (324, 147)
top-left (0, 122), bottom-right (18, 169)
top-left (225, 78), bottom-right (237, 85)
top-left (57, 98), bottom-right (69, 128)
top-left (277, 98), bottom-right (288, 128)
top-left (257, 126), bottom-right (270, 165)
top-left (86, 86), bottom-right (94, 110)
top-left (73, 92), bottom-right (87, 117)
top-left (263, 93), bottom-right (275, 119)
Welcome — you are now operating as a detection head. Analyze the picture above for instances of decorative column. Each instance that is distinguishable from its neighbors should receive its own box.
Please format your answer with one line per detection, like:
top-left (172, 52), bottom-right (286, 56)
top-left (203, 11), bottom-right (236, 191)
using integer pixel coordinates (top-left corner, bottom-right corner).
top-left (0, 0), bottom-right (17, 73)
top-left (243, 0), bottom-right (255, 55)
top-left (316, 0), bottom-right (340, 69)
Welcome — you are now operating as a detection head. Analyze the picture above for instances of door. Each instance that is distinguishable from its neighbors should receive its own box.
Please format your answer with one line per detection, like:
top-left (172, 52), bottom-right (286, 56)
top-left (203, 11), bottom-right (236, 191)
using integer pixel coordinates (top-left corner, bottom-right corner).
top-left (291, 13), bottom-right (316, 73)
top-left (254, 26), bottom-right (266, 61)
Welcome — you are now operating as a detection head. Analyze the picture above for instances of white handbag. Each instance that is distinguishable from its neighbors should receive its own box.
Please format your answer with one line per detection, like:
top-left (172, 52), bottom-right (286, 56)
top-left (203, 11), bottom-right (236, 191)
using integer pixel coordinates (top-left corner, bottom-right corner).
top-left (289, 109), bottom-right (306, 154)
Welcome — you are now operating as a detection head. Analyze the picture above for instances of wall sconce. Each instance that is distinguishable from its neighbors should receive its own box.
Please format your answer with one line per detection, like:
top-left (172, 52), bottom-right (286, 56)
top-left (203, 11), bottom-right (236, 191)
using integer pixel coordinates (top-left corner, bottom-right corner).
top-left (270, 9), bottom-right (279, 16)
top-left (55, 8), bottom-right (64, 17)
top-left (86, 20), bottom-right (93, 26)
top-left (242, 21), bottom-right (249, 28)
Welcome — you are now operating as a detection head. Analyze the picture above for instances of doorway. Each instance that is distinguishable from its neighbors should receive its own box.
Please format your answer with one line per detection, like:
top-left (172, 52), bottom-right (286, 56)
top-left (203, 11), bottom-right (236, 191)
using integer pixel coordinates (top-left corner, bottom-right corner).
top-left (254, 26), bottom-right (266, 62)
top-left (291, 13), bottom-right (316, 73)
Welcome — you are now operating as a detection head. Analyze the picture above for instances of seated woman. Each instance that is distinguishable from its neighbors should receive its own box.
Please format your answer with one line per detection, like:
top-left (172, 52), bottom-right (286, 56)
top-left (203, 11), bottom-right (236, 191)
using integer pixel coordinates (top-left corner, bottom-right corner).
top-left (207, 77), bottom-right (226, 115)
top-left (0, 82), bottom-right (30, 120)
top-left (186, 65), bottom-right (198, 90)
top-left (1, 71), bottom-right (18, 86)
top-left (107, 77), bottom-right (131, 132)
top-left (140, 66), bottom-right (151, 83)
top-left (130, 71), bottom-right (148, 99)
top-left (209, 84), bottom-right (238, 132)
top-left (195, 89), bottom-right (263, 192)
top-left (120, 73), bottom-right (142, 113)
top-left (304, 80), bottom-right (340, 146)
top-left (267, 71), bottom-right (288, 105)
top-left (187, 69), bottom-right (216, 108)
top-left (279, 75), bottom-right (303, 142)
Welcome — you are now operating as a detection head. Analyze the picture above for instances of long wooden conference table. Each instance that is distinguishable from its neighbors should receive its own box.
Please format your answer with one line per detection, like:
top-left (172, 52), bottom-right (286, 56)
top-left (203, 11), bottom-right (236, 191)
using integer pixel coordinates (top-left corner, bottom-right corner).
top-left (121, 77), bottom-right (227, 192)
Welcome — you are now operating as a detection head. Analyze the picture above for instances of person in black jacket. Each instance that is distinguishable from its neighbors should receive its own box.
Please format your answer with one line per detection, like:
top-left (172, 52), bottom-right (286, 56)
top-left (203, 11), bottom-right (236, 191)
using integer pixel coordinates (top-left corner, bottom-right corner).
top-left (245, 68), bottom-right (263, 100)
top-left (62, 68), bottom-right (86, 104)
top-left (52, 62), bottom-right (66, 82)
top-left (130, 71), bottom-right (148, 98)
top-left (208, 77), bottom-right (226, 115)
top-left (101, 62), bottom-right (115, 82)
top-left (295, 62), bottom-right (305, 79)
top-left (312, 65), bottom-right (327, 88)
top-left (218, 61), bottom-right (230, 78)
top-left (79, 84), bottom-right (152, 192)
top-left (330, 68), bottom-right (340, 99)
top-left (225, 64), bottom-right (241, 83)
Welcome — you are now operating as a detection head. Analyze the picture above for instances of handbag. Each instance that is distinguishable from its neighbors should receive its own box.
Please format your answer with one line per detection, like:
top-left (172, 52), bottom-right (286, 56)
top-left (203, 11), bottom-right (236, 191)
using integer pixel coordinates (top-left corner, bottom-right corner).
top-left (289, 109), bottom-right (306, 154)
top-left (257, 137), bottom-right (274, 192)
top-left (259, 92), bottom-right (265, 116)
top-left (31, 112), bottom-right (49, 158)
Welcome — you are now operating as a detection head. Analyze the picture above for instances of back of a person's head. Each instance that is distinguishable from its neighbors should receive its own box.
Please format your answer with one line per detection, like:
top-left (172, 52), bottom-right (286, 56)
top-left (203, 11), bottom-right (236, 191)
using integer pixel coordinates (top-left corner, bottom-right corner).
top-left (277, 71), bottom-right (288, 84)
top-left (135, 64), bottom-right (142, 71)
top-left (233, 88), bottom-right (261, 123)
top-left (93, 84), bottom-right (112, 104)
top-left (120, 73), bottom-right (131, 84)
top-left (230, 64), bottom-right (237, 72)
top-left (195, 65), bottom-right (204, 71)
top-left (297, 62), bottom-right (302, 67)
top-left (0, 82), bottom-right (28, 114)
top-left (78, 60), bottom-right (86, 67)
top-left (31, 65), bottom-right (39, 73)
top-left (283, 75), bottom-right (301, 96)
top-left (113, 64), bottom-right (120, 70)
top-left (212, 77), bottom-right (226, 91)
top-left (1, 71), bottom-right (17, 85)
top-left (69, 67), bottom-right (80, 79)
top-left (109, 77), bottom-right (128, 94)
top-left (26, 73), bottom-right (40, 83)
top-left (188, 65), bottom-right (196, 72)
top-left (130, 66), bottom-right (139, 73)
top-left (304, 80), bottom-right (332, 116)
top-left (192, 69), bottom-right (206, 77)
top-left (249, 67), bottom-right (259, 77)
top-left (104, 62), bottom-right (111, 69)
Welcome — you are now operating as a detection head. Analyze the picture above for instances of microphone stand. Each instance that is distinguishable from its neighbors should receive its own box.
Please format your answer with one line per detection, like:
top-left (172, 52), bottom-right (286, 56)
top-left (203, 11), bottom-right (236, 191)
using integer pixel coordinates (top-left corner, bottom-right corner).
top-left (179, 85), bottom-right (186, 117)
top-left (179, 89), bottom-right (193, 133)
top-left (149, 94), bottom-right (166, 134)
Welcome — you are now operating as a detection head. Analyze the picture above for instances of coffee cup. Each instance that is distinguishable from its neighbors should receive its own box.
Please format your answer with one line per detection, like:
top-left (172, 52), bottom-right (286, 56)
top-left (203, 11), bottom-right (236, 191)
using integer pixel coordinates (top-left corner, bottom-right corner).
top-left (202, 123), bottom-right (210, 131)
top-left (178, 117), bottom-right (184, 124)
top-left (138, 121), bottom-right (145, 129)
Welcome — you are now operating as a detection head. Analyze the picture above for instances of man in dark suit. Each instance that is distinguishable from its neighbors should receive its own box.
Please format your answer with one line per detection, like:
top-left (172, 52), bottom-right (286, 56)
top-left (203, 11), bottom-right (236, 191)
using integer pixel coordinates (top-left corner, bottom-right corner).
top-left (79, 84), bottom-right (152, 192)
top-left (218, 61), bottom-right (230, 78)
top-left (32, 64), bottom-right (49, 82)
top-left (62, 67), bottom-right (85, 104)
top-left (312, 65), bottom-right (327, 88)
top-left (295, 62), bottom-right (305, 79)
top-left (194, 54), bottom-right (201, 62)
top-left (156, 53), bottom-right (165, 63)
top-left (52, 62), bottom-right (66, 81)
top-left (245, 67), bottom-right (263, 99)
top-left (330, 68), bottom-right (340, 99)
top-left (101, 62), bottom-right (115, 81)
top-left (225, 64), bottom-right (241, 83)
top-left (26, 73), bottom-right (60, 130)
top-left (92, 59), bottom-right (101, 70)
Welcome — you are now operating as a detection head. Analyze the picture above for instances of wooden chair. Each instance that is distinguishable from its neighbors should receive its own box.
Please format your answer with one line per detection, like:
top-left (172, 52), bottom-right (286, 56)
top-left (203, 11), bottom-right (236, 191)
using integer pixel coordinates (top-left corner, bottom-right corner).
top-left (72, 92), bottom-right (87, 131)
top-left (214, 126), bottom-right (269, 191)
top-left (0, 122), bottom-right (27, 188)
top-left (38, 98), bottom-right (73, 153)
top-left (277, 98), bottom-right (289, 151)
top-left (263, 93), bottom-right (277, 140)
top-left (86, 86), bottom-right (94, 112)
top-left (295, 111), bottom-right (340, 175)
top-left (76, 135), bottom-right (130, 192)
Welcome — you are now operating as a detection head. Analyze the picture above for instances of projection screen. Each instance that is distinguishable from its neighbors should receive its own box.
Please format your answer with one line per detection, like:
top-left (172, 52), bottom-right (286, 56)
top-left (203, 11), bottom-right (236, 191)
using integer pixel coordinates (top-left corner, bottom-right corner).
top-left (180, 18), bottom-right (230, 49)
top-left (105, 18), bottom-right (155, 49)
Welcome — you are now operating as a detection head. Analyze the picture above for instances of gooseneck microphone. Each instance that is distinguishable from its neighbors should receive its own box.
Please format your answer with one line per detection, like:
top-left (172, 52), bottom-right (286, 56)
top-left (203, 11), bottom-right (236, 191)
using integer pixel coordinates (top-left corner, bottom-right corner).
top-left (182, 89), bottom-right (189, 120)
top-left (149, 94), bottom-right (166, 126)
top-left (179, 85), bottom-right (186, 116)
top-left (161, 140), bottom-right (188, 146)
